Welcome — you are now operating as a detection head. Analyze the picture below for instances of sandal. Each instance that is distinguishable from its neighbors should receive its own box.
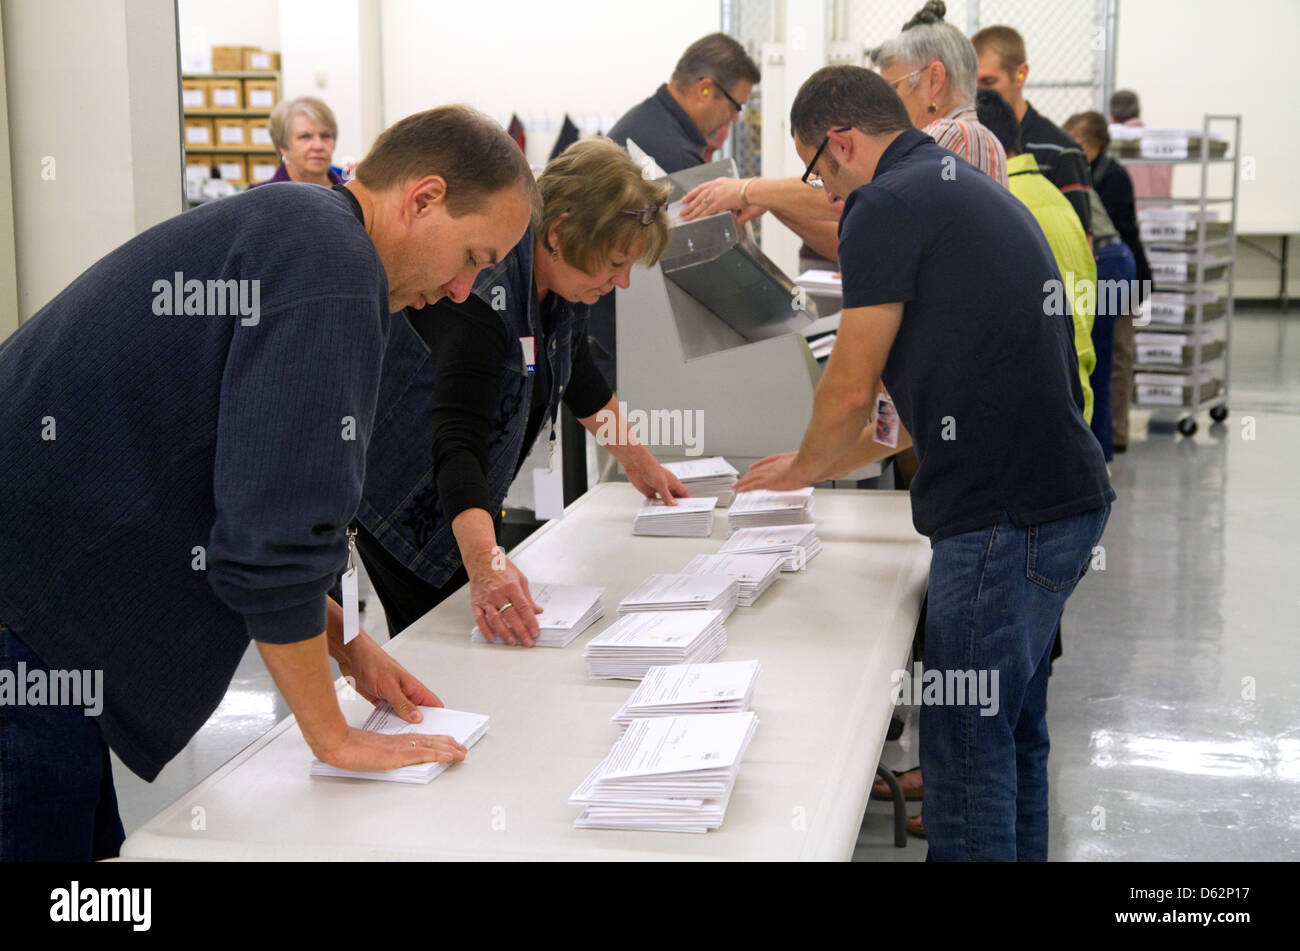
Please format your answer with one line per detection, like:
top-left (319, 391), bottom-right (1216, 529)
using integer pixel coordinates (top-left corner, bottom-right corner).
top-left (906, 811), bottom-right (926, 839)
top-left (870, 767), bottom-right (924, 801)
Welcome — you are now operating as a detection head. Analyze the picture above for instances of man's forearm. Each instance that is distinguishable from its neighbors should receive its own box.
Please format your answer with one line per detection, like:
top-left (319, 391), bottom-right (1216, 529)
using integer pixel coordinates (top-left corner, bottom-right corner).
top-left (823, 422), bottom-right (914, 479)
top-left (793, 379), bottom-right (877, 482)
top-left (256, 633), bottom-right (348, 755)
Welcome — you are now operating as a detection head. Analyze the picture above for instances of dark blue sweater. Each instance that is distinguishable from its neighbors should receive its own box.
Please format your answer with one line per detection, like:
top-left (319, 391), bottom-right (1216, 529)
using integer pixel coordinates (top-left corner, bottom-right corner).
top-left (0, 182), bottom-right (389, 780)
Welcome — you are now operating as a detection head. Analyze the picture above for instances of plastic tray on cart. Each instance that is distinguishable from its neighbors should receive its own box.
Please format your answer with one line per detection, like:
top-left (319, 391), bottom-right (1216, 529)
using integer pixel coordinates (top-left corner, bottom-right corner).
top-left (1133, 372), bottom-right (1222, 408)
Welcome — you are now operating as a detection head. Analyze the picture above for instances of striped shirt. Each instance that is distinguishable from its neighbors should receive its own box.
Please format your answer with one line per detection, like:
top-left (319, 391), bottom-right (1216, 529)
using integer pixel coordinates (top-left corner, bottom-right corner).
top-left (923, 105), bottom-right (1008, 187)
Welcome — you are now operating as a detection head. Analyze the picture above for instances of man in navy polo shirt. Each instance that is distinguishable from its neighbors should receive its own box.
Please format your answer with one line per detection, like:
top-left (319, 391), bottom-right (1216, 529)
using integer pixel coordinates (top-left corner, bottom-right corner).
top-left (608, 32), bottom-right (759, 175)
top-left (737, 65), bottom-right (1113, 861)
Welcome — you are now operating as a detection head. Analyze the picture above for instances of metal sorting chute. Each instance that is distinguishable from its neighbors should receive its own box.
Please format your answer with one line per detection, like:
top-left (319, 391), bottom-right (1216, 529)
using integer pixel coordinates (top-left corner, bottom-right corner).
top-left (658, 158), bottom-right (817, 342)
top-left (616, 158), bottom-right (878, 478)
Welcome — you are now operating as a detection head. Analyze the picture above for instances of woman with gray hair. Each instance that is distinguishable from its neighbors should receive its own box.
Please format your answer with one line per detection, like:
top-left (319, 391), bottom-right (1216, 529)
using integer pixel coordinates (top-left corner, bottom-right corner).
top-left (254, 96), bottom-right (345, 187)
top-left (678, 2), bottom-right (1004, 259)
top-left (872, 1), bottom-right (1007, 185)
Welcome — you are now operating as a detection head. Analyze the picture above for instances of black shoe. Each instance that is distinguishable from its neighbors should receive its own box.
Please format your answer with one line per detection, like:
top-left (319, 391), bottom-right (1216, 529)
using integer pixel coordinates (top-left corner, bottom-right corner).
top-left (1113, 443), bottom-right (1127, 454)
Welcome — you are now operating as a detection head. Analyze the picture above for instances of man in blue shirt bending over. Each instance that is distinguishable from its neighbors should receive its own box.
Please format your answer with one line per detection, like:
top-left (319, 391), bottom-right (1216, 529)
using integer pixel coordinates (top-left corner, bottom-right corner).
top-left (737, 66), bottom-right (1113, 861)
top-left (0, 105), bottom-right (535, 860)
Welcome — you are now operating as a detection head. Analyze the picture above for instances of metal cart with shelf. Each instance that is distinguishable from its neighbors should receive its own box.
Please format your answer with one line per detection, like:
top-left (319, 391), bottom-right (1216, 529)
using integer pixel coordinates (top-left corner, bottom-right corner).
top-left (1120, 114), bottom-right (1240, 437)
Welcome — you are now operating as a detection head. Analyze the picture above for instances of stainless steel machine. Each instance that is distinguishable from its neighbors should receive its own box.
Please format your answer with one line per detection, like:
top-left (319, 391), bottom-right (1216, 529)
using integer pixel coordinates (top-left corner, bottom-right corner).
top-left (616, 158), bottom-right (877, 478)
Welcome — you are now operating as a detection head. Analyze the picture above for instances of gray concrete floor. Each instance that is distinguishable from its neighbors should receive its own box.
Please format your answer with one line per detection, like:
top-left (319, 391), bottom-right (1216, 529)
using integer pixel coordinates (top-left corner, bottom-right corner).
top-left (114, 309), bottom-right (1300, 860)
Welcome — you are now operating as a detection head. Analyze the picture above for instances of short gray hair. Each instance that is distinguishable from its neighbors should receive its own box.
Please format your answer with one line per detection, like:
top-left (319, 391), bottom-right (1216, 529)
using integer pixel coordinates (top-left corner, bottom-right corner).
top-left (871, 1), bottom-right (977, 107)
top-left (670, 33), bottom-right (760, 92)
top-left (269, 96), bottom-right (338, 153)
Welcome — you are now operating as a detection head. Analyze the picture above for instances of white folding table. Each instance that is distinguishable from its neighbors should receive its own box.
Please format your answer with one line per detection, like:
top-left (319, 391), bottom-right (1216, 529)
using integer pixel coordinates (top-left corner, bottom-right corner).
top-left (120, 484), bottom-right (929, 861)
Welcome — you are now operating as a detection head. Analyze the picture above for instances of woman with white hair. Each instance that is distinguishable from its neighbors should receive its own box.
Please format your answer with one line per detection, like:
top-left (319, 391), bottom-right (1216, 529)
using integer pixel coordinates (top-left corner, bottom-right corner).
top-left (871, 1), bottom-right (1007, 185)
top-left (254, 96), bottom-right (345, 187)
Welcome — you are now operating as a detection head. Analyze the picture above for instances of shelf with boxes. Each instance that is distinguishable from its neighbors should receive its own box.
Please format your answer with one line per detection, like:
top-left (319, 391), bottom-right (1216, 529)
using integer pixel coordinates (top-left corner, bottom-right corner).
top-left (1118, 115), bottom-right (1241, 437)
top-left (181, 48), bottom-right (282, 190)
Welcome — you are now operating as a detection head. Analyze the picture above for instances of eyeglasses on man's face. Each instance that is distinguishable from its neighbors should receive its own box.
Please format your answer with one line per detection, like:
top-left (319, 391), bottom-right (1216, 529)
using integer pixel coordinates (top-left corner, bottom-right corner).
top-left (704, 78), bottom-right (745, 116)
top-left (801, 126), bottom-right (852, 188)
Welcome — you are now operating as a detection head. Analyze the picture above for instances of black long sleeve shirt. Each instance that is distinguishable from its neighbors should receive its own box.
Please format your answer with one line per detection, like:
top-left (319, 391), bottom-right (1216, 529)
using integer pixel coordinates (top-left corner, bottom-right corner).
top-left (405, 292), bottom-right (614, 524)
top-left (1021, 102), bottom-right (1094, 237)
top-left (1091, 153), bottom-right (1153, 296)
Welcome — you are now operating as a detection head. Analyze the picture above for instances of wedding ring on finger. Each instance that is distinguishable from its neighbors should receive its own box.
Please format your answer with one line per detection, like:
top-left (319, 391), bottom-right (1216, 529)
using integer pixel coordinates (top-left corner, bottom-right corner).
top-left (497, 601), bottom-right (514, 614)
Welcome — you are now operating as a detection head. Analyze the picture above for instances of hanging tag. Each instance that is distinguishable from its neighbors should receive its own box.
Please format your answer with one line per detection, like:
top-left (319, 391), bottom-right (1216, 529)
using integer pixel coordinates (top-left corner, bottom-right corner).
top-left (872, 385), bottom-right (900, 449)
top-left (342, 527), bottom-right (360, 644)
top-left (520, 336), bottom-right (536, 374)
top-left (534, 467), bottom-right (565, 521)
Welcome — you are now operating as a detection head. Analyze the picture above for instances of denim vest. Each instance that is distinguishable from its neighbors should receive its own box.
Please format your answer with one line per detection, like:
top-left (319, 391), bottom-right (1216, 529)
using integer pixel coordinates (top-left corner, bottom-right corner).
top-left (355, 230), bottom-right (589, 587)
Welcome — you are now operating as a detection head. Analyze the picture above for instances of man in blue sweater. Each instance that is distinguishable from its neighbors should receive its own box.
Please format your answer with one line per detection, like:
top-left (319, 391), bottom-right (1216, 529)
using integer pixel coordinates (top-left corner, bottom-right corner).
top-left (0, 105), bottom-right (535, 860)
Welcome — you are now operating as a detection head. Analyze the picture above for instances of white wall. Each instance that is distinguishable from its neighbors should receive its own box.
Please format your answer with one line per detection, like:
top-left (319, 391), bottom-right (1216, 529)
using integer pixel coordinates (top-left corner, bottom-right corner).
top-left (1116, 0), bottom-right (1299, 235)
top-left (279, 0), bottom-right (381, 168)
top-left (2, 0), bottom-right (183, 323)
top-left (177, 0), bottom-right (281, 72)
top-left (1115, 0), bottom-right (1300, 298)
top-left (379, 0), bottom-right (720, 167)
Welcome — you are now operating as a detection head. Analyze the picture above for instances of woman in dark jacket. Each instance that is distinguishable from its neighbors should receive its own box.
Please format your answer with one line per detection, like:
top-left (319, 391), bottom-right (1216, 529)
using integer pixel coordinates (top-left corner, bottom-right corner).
top-left (1065, 111), bottom-right (1152, 453)
top-left (352, 140), bottom-right (687, 644)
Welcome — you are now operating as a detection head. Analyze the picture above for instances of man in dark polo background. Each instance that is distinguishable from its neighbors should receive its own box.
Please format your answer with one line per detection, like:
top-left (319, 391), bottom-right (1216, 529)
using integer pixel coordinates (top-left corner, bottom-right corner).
top-left (609, 32), bottom-right (759, 175)
top-left (736, 65), bottom-right (1113, 862)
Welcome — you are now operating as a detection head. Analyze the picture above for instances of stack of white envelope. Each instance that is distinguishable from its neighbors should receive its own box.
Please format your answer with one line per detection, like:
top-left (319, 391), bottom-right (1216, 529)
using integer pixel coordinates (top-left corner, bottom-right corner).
top-left (718, 524), bottom-right (822, 571)
top-left (570, 712), bottom-right (759, 832)
top-left (632, 496), bottom-right (718, 537)
top-left (471, 583), bottom-right (604, 647)
top-left (680, 552), bottom-right (784, 607)
top-left (610, 660), bottom-right (761, 726)
top-left (726, 487), bottom-right (815, 532)
top-left (661, 456), bottom-right (739, 507)
top-left (582, 609), bottom-right (727, 680)
top-left (310, 703), bottom-right (489, 784)
top-left (617, 573), bottom-right (739, 619)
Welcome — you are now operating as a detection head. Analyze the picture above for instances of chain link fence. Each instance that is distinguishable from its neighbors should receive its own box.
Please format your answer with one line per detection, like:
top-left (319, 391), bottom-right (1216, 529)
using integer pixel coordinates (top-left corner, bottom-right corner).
top-left (725, 0), bottom-right (1114, 176)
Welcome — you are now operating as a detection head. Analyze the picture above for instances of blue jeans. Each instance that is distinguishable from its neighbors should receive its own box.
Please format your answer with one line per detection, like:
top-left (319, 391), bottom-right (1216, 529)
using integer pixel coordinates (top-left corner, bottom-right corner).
top-left (0, 626), bottom-right (125, 861)
top-left (1090, 241), bottom-right (1137, 461)
top-left (919, 505), bottom-right (1110, 861)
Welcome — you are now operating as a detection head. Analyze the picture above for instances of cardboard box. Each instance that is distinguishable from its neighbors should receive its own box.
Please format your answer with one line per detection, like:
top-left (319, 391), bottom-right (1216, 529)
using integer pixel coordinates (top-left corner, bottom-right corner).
top-left (215, 155), bottom-right (247, 186)
top-left (243, 49), bottom-right (280, 71)
top-left (214, 118), bottom-right (248, 147)
top-left (185, 153), bottom-right (215, 175)
top-left (243, 79), bottom-right (278, 111)
top-left (248, 157), bottom-right (281, 184)
top-left (245, 119), bottom-right (274, 148)
top-left (212, 45), bottom-right (259, 72)
top-left (181, 80), bottom-right (208, 110)
top-left (183, 118), bottom-right (214, 148)
top-left (207, 79), bottom-right (243, 110)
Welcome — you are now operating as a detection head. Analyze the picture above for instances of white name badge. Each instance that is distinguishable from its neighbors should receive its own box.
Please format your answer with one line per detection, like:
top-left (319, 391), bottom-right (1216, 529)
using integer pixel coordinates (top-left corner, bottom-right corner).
top-left (341, 566), bottom-right (360, 645)
top-left (521, 336), bottom-right (536, 373)
top-left (534, 467), bottom-right (565, 521)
